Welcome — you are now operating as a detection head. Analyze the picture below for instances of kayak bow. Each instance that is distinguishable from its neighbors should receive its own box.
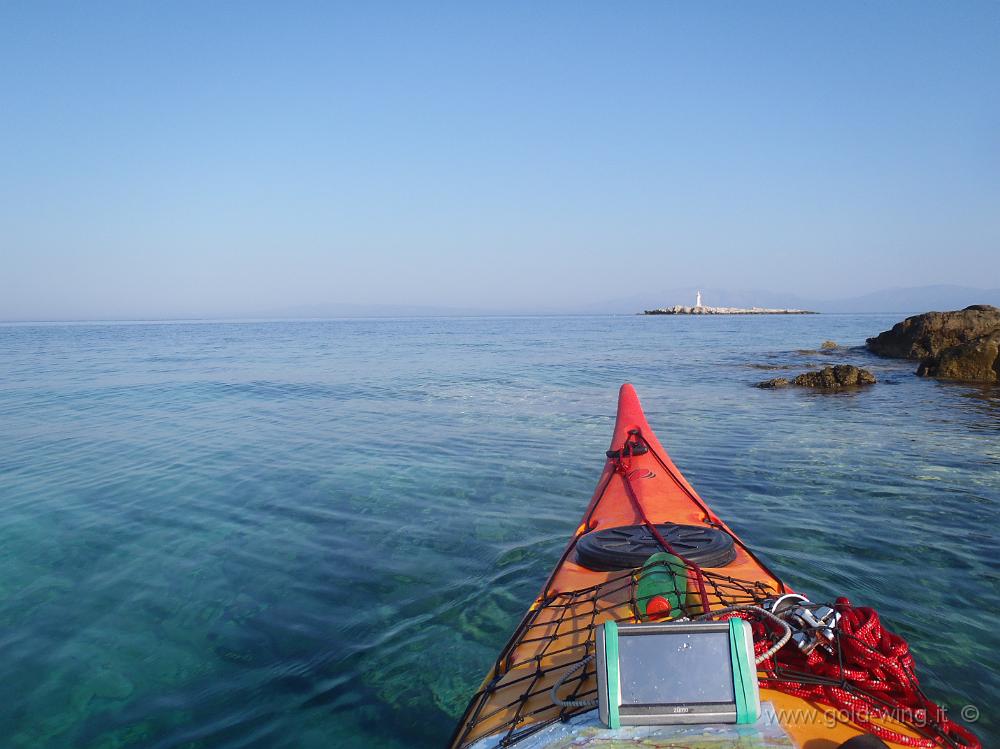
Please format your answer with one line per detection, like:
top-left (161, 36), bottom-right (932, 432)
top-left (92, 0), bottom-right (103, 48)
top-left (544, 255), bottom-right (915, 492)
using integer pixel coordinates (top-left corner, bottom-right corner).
top-left (449, 384), bottom-right (955, 749)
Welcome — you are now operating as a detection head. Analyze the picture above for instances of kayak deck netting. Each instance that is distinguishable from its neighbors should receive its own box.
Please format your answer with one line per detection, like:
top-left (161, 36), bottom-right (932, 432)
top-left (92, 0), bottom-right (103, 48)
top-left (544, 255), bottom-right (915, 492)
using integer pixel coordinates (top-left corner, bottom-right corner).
top-left (451, 563), bottom-right (777, 748)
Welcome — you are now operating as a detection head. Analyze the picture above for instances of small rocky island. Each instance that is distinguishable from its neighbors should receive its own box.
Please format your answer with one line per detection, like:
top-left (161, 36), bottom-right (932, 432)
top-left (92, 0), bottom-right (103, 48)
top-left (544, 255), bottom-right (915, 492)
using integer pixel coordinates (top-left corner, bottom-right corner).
top-left (867, 305), bottom-right (1000, 384)
top-left (644, 292), bottom-right (814, 316)
top-left (646, 306), bottom-right (816, 315)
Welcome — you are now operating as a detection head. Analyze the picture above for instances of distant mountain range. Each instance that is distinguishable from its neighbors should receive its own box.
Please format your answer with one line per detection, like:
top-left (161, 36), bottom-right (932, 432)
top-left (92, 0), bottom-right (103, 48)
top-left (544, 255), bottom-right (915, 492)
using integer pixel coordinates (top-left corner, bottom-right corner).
top-left (809, 285), bottom-right (1000, 314)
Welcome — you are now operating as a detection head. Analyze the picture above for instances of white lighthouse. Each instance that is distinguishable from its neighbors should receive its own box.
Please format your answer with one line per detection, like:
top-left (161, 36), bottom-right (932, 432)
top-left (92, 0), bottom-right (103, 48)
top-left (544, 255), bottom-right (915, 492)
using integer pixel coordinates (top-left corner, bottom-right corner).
top-left (695, 290), bottom-right (703, 308)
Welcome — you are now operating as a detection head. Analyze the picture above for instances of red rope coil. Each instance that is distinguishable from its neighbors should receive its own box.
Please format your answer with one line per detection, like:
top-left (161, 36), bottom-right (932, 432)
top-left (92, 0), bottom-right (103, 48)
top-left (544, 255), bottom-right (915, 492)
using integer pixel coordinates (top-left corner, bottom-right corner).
top-left (743, 598), bottom-right (981, 749)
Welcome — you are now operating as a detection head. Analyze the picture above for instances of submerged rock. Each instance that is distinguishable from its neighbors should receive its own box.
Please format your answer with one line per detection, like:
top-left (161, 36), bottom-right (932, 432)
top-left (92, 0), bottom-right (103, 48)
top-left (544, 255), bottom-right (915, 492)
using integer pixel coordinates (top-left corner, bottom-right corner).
top-left (866, 305), bottom-right (1000, 360)
top-left (821, 340), bottom-right (839, 349)
top-left (746, 363), bottom-right (791, 370)
top-left (756, 365), bottom-right (876, 390)
top-left (793, 365), bottom-right (876, 388)
top-left (917, 330), bottom-right (1000, 383)
top-left (755, 378), bottom-right (790, 389)
top-left (363, 624), bottom-right (494, 719)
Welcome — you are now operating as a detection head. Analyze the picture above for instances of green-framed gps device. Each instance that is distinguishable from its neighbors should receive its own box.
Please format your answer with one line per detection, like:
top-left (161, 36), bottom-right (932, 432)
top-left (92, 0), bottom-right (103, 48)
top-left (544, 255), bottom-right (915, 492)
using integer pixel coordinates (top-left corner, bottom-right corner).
top-left (595, 619), bottom-right (760, 727)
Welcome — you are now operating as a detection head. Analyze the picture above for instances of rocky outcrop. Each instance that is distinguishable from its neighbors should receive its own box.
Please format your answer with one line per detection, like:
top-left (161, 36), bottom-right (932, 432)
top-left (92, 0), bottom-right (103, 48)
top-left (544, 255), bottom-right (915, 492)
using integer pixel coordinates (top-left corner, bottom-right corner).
top-left (866, 305), bottom-right (1000, 383)
top-left (917, 330), bottom-right (1000, 383)
top-left (866, 305), bottom-right (1000, 359)
top-left (756, 365), bottom-right (876, 390)
top-left (793, 365), bottom-right (876, 388)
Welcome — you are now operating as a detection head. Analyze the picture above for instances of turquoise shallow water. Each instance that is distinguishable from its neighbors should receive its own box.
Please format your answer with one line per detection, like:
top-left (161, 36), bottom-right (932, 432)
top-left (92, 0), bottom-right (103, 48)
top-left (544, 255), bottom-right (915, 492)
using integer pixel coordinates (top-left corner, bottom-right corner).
top-left (0, 315), bottom-right (996, 748)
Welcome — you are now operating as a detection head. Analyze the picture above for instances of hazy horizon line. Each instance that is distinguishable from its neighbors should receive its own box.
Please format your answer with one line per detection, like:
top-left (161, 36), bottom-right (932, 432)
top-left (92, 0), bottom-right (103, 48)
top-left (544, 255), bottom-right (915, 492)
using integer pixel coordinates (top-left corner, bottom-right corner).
top-left (0, 309), bottom-right (976, 326)
top-left (6, 282), bottom-right (999, 324)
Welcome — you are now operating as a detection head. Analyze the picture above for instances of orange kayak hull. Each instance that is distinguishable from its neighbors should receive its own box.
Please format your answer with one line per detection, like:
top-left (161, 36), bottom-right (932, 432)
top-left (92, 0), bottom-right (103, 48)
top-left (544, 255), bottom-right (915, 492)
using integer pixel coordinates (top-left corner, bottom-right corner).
top-left (450, 384), bottom-right (926, 749)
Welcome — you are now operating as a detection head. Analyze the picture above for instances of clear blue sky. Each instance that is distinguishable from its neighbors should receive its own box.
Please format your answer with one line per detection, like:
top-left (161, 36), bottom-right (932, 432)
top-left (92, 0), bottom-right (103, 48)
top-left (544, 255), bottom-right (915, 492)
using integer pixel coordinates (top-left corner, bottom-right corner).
top-left (2, 2), bottom-right (998, 319)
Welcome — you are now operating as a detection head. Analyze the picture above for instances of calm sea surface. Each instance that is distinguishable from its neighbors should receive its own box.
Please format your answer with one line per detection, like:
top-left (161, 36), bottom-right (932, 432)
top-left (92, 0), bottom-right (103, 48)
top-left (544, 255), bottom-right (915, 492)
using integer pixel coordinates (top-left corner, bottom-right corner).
top-left (0, 315), bottom-right (996, 748)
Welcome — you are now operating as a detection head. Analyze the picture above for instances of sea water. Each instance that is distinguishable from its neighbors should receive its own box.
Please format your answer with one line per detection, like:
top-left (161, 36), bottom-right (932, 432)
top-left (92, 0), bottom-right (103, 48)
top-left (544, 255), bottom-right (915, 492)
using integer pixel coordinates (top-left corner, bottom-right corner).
top-left (0, 315), bottom-right (996, 748)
